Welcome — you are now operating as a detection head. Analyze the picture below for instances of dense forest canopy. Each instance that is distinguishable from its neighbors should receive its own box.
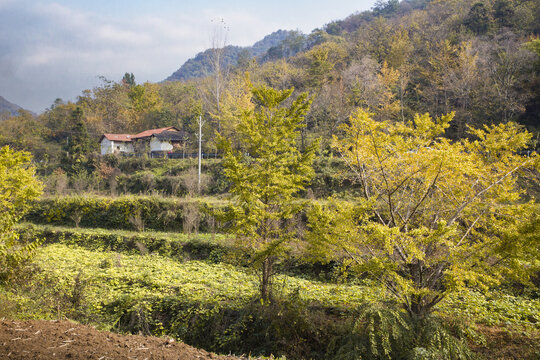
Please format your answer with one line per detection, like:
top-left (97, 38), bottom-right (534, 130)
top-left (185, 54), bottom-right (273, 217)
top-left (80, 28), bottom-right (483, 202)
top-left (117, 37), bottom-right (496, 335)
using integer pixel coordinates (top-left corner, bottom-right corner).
top-left (0, 0), bottom-right (538, 164)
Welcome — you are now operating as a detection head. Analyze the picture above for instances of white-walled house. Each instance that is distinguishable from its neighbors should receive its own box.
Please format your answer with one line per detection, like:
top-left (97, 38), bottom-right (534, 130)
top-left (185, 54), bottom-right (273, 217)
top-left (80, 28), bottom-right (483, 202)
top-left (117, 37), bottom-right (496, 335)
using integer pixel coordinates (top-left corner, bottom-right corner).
top-left (100, 134), bottom-right (134, 155)
top-left (147, 131), bottom-right (188, 154)
top-left (99, 126), bottom-right (187, 157)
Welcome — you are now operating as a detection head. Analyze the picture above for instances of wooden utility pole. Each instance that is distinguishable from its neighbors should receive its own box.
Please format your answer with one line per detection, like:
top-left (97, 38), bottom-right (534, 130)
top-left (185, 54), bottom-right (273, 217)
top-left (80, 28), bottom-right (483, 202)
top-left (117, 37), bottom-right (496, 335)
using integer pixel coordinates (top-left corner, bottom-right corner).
top-left (198, 115), bottom-right (204, 193)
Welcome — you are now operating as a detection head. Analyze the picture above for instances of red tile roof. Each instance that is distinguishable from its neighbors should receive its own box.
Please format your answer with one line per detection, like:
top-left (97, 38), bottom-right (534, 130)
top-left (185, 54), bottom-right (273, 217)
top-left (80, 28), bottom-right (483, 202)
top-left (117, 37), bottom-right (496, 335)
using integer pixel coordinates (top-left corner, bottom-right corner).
top-left (102, 134), bottom-right (132, 142)
top-left (132, 126), bottom-right (180, 139)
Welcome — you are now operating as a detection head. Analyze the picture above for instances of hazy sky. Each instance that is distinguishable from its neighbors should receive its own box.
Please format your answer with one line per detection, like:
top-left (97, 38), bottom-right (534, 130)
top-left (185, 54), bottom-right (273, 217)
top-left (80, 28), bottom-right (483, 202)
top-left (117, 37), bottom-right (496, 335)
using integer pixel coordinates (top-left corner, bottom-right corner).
top-left (0, 0), bottom-right (376, 113)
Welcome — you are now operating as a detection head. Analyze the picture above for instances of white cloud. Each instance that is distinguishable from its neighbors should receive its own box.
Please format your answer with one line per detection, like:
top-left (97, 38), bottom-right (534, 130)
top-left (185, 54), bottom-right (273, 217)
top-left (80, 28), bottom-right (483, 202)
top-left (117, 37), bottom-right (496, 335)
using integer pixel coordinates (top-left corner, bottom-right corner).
top-left (96, 25), bottom-right (152, 45)
top-left (0, 0), bottom-right (372, 112)
top-left (33, 2), bottom-right (90, 29)
top-left (0, 2), bottom-right (218, 111)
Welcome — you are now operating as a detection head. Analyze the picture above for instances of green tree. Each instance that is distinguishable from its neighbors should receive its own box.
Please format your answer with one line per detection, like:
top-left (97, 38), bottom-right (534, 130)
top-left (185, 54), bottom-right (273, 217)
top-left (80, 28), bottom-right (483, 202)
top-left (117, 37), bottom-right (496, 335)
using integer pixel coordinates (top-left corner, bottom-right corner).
top-left (77, 76), bottom-right (131, 134)
top-left (373, 0), bottom-right (399, 17)
top-left (305, 42), bottom-right (347, 88)
top-left (494, 0), bottom-right (515, 28)
top-left (0, 110), bottom-right (60, 162)
top-left (64, 107), bottom-right (91, 174)
top-left (308, 109), bottom-right (537, 319)
top-left (0, 146), bottom-right (43, 281)
top-left (127, 82), bottom-right (164, 131)
top-left (464, 2), bottom-right (491, 35)
top-left (218, 83), bottom-right (317, 302)
top-left (122, 72), bottom-right (136, 87)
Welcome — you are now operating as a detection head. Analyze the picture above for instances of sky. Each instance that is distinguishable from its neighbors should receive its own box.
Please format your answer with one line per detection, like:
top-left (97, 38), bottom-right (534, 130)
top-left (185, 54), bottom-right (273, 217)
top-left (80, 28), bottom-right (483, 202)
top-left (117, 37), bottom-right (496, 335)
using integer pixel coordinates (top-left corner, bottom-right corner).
top-left (0, 0), bottom-right (376, 113)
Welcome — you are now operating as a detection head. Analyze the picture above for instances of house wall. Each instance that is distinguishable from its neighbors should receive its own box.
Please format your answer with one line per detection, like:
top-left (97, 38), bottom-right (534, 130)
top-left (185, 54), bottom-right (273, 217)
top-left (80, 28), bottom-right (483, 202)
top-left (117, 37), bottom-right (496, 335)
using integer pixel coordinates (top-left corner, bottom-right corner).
top-left (118, 142), bottom-right (134, 154)
top-left (100, 139), bottom-right (134, 155)
top-left (101, 138), bottom-right (113, 155)
top-left (150, 137), bottom-right (173, 152)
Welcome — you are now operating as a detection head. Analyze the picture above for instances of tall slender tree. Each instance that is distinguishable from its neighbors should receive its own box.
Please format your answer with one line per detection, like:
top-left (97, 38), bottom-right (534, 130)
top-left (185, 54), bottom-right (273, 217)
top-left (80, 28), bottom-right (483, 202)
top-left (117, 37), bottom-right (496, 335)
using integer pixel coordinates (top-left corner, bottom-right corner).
top-left (218, 83), bottom-right (317, 302)
top-left (64, 106), bottom-right (91, 174)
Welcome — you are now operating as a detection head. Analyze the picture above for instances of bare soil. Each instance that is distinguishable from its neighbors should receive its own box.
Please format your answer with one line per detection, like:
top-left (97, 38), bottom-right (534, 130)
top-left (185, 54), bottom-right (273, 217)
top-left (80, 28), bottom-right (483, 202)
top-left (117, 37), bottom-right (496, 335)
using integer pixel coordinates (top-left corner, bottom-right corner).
top-left (470, 325), bottom-right (540, 360)
top-left (0, 319), bottom-right (250, 360)
top-left (2, 319), bottom-right (538, 359)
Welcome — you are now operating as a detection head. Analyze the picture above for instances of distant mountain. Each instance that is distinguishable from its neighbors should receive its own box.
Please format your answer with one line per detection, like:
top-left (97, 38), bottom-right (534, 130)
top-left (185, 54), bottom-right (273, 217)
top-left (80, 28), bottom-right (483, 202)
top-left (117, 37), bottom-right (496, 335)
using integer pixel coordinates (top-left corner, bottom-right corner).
top-left (0, 96), bottom-right (24, 117)
top-left (165, 30), bottom-right (303, 82)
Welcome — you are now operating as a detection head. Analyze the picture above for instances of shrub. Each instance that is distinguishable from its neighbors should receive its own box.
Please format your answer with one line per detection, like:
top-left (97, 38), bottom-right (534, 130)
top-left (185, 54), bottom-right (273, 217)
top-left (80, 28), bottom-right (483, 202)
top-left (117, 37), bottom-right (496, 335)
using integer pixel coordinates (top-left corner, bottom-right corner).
top-left (0, 146), bottom-right (44, 282)
top-left (328, 302), bottom-right (475, 360)
top-left (24, 195), bottom-right (228, 232)
top-left (16, 224), bottom-right (234, 262)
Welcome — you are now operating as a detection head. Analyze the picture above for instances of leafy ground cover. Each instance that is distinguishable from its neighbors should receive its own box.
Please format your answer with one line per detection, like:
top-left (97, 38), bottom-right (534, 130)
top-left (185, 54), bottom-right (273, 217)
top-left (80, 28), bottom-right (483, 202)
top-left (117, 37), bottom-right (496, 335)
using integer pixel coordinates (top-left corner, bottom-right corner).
top-left (24, 244), bottom-right (380, 311)
top-left (16, 223), bottom-right (341, 280)
top-left (2, 244), bottom-right (380, 358)
top-left (9, 243), bottom-right (539, 329)
top-left (441, 290), bottom-right (540, 330)
top-left (2, 243), bottom-right (539, 359)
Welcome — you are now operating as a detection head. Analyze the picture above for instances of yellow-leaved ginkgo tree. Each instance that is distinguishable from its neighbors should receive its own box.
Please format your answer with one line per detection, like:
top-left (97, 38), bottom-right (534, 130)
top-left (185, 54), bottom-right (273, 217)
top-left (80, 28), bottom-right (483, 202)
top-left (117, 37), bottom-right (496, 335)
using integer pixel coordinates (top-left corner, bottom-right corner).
top-left (308, 109), bottom-right (538, 319)
top-left (218, 83), bottom-right (317, 302)
top-left (0, 146), bottom-right (43, 282)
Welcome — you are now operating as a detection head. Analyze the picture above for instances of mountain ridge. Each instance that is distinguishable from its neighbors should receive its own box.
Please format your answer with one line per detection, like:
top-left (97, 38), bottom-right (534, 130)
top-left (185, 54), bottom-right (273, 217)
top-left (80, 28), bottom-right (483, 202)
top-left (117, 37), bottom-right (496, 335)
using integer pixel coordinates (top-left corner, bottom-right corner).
top-left (164, 29), bottom-right (302, 82)
top-left (0, 95), bottom-right (25, 117)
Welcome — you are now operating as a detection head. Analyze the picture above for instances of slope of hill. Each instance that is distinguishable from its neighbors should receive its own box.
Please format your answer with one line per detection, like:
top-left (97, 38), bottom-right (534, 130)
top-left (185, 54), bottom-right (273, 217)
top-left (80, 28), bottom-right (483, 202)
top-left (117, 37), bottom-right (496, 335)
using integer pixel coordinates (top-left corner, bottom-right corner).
top-left (0, 95), bottom-right (23, 117)
top-left (165, 29), bottom-right (299, 81)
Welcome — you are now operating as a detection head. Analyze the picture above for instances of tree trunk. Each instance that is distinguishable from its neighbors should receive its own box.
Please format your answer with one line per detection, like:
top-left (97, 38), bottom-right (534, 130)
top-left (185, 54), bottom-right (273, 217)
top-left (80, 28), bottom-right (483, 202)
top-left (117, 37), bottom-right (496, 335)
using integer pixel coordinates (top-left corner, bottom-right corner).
top-left (261, 257), bottom-right (274, 303)
top-left (406, 293), bottom-right (442, 320)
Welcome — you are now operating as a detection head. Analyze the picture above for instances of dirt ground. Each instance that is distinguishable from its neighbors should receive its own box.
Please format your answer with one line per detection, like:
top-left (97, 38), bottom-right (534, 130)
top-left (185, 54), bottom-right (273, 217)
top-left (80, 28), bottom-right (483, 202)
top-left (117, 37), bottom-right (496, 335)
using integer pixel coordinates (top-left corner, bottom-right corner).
top-left (0, 319), bottom-right (253, 360)
top-left (2, 319), bottom-right (538, 359)
top-left (470, 325), bottom-right (540, 360)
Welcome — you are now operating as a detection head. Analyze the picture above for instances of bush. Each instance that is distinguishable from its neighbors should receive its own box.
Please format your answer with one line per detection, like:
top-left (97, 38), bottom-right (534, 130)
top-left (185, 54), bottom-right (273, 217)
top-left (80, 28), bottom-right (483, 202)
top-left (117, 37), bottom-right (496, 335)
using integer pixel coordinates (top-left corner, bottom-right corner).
top-left (0, 146), bottom-right (43, 282)
top-left (24, 195), bottom-right (229, 232)
top-left (328, 302), bottom-right (475, 360)
top-left (17, 224), bottom-right (234, 262)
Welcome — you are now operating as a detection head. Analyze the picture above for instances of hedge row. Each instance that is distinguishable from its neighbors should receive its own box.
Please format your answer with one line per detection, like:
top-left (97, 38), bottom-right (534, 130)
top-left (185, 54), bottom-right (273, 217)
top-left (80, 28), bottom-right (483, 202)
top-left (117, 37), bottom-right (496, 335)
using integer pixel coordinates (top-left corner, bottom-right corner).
top-left (39, 155), bottom-right (357, 197)
top-left (16, 223), bottom-right (338, 280)
top-left (101, 157), bottom-right (356, 197)
top-left (17, 224), bottom-right (232, 263)
top-left (111, 156), bottom-right (356, 197)
top-left (24, 195), bottom-right (230, 232)
top-left (92, 156), bottom-right (357, 197)
top-left (102, 156), bottom-right (223, 175)
top-left (115, 171), bottom-right (228, 196)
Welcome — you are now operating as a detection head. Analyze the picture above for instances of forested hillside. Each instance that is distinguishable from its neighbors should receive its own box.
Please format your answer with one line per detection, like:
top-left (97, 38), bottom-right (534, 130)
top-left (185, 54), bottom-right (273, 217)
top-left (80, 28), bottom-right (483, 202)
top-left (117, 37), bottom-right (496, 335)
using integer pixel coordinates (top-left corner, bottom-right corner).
top-left (1, 1), bottom-right (539, 359)
top-left (1, 0), bottom-right (538, 166)
top-left (165, 29), bottom-right (300, 81)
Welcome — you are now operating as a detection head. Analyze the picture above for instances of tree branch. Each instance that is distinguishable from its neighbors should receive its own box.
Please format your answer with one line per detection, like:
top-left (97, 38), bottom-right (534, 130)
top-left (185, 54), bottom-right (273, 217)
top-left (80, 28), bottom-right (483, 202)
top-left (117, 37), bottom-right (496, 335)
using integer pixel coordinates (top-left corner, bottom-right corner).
top-left (400, 160), bottom-right (443, 231)
top-left (448, 161), bottom-right (529, 225)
